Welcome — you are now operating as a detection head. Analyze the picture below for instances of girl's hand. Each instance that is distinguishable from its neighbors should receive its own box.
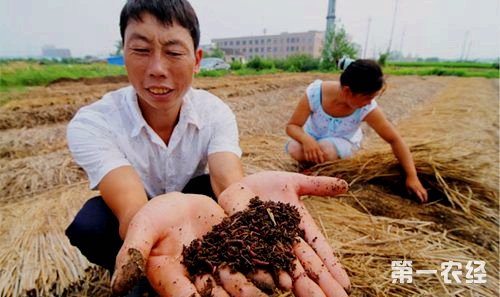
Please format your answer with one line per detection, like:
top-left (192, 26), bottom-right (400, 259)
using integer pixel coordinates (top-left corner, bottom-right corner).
top-left (218, 171), bottom-right (351, 297)
top-left (406, 175), bottom-right (428, 203)
top-left (302, 137), bottom-right (325, 163)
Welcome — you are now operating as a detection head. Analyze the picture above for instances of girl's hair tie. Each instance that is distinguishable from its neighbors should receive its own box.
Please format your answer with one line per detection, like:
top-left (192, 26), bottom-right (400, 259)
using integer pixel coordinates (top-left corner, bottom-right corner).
top-left (338, 56), bottom-right (354, 71)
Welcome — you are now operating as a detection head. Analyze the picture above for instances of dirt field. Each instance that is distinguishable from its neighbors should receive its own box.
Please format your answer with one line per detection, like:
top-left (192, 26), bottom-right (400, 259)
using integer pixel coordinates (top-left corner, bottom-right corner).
top-left (0, 73), bottom-right (498, 296)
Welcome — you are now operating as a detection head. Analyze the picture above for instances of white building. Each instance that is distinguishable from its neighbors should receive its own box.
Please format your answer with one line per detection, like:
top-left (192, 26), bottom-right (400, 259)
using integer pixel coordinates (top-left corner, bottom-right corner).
top-left (212, 31), bottom-right (324, 60)
top-left (42, 45), bottom-right (72, 59)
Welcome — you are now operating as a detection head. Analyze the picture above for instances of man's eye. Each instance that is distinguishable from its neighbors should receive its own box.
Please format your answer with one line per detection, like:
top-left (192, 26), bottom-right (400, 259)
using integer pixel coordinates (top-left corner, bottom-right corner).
top-left (166, 51), bottom-right (183, 57)
top-left (133, 48), bottom-right (149, 53)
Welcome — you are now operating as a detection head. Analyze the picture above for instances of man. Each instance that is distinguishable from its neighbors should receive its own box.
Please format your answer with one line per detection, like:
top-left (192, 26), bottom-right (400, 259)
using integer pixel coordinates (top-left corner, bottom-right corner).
top-left (66, 0), bottom-right (242, 294)
top-left (66, 0), bottom-right (351, 296)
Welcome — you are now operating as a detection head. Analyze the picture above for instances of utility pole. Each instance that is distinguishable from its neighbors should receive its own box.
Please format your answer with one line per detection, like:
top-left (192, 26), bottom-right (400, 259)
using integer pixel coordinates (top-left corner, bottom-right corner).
top-left (324, 0), bottom-right (337, 59)
top-left (326, 0), bottom-right (336, 35)
top-left (399, 26), bottom-right (406, 54)
top-left (363, 17), bottom-right (372, 58)
top-left (387, 0), bottom-right (399, 54)
top-left (465, 41), bottom-right (473, 61)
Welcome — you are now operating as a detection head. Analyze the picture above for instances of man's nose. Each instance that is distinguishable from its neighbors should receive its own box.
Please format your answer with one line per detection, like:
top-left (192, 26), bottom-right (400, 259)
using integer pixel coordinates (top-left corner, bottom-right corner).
top-left (147, 52), bottom-right (168, 78)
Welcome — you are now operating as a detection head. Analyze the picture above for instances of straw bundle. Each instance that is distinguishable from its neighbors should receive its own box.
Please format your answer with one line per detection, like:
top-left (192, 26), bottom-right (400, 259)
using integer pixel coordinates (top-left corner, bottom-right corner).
top-left (196, 73), bottom-right (333, 101)
top-left (3, 80), bottom-right (126, 110)
top-left (0, 183), bottom-right (107, 297)
top-left (312, 144), bottom-right (498, 223)
top-left (64, 266), bottom-right (110, 297)
top-left (0, 150), bottom-right (86, 202)
top-left (303, 197), bottom-right (498, 296)
top-left (240, 134), bottom-right (296, 175)
top-left (0, 104), bottom-right (81, 129)
top-left (0, 124), bottom-right (67, 160)
top-left (0, 79), bottom-right (131, 130)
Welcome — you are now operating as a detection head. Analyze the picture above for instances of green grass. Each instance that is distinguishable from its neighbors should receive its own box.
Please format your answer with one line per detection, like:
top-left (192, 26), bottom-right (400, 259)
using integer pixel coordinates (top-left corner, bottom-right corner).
top-left (233, 68), bottom-right (281, 76)
top-left (385, 66), bottom-right (499, 78)
top-left (0, 61), bottom-right (126, 89)
top-left (387, 61), bottom-right (498, 69)
top-left (385, 61), bottom-right (499, 78)
top-left (195, 68), bottom-right (282, 78)
top-left (1, 60), bottom-right (498, 94)
top-left (196, 69), bottom-right (229, 77)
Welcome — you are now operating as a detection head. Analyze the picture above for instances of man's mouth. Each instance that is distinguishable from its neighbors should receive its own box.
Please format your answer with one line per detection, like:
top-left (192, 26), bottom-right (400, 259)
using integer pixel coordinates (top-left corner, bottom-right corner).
top-left (147, 87), bottom-right (172, 95)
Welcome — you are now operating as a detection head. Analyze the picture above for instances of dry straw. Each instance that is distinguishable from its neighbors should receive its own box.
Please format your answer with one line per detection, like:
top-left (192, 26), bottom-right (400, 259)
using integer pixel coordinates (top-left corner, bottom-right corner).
top-left (0, 124), bottom-right (67, 160)
top-left (313, 143), bottom-right (498, 223)
top-left (0, 183), bottom-right (109, 297)
top-left (0, 150), bottom-right (86, 203)
top-left (304, 197), bottom-right (498, 296)
top-left (0, 104), bottom-right (80, 129)
top-left (0, 79), bottom-right (129, 129)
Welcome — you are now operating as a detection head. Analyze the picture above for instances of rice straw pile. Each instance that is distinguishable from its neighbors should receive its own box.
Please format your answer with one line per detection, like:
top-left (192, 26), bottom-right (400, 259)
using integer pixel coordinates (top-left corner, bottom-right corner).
top-left (0, 183), bottom-right (111, 296)
top-left (304, 197), bottom-right (498, 296)
top-left (0, 151), bottom-right (86, 203)
top-left (0, 124), bottom-right (67, 160)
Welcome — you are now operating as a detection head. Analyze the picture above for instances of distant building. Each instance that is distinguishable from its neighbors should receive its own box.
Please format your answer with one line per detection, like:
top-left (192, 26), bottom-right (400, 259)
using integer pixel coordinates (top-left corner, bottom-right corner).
top-left (219, 48), bottom-right (246, 63)
top-left (42, 45), bottom-right (72, 59)
top-left (200, 44), bottom-right (245, 63)
top-left (212, 31), bottom-right (324, 60)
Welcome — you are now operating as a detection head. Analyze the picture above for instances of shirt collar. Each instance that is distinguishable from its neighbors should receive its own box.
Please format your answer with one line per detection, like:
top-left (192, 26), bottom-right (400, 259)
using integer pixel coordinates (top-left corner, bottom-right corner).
top-left (180, 88), bottom-right (203, 129)
top-left (127, 87), bottom-right (147, 138)
top-left (127, 87), bottom-right (203, 138)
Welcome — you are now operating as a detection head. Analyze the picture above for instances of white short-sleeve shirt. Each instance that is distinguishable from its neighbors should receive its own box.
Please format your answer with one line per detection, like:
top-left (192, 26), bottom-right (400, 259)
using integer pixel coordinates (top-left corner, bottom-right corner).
top-left (67, 86), bottom-right (242, 198)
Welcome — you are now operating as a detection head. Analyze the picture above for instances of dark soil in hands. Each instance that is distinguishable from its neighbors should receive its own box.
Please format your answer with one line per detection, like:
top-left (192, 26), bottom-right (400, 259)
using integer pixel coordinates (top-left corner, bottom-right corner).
top-left (182, 197), bottom-right (304, 277)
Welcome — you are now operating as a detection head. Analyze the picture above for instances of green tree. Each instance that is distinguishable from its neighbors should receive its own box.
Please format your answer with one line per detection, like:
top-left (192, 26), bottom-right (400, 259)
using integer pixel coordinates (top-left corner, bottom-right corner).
top-left (285, 54), bottom-right (320, 72)
top-left (204, 47), bottom-right (225, 59)
top-left (114, 40), bottom-right (123, 56)
top-left (378, 52), bottom-right (389, 66)
top-left (322, 25), bottom-right (359, 69)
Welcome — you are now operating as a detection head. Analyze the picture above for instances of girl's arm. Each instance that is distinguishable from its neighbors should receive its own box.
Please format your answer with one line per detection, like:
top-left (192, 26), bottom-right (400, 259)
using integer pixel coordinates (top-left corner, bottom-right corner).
top-left (286, 94), bottom-right (313, 142)
top-left (364, 107), bottom-right (428, 202)
top-left (286, 94), bottom-right (325, 163)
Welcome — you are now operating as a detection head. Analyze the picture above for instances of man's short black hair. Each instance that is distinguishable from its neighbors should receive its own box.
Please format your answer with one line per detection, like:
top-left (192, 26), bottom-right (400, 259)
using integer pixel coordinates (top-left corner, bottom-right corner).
top-left (119, 0), bottom-right (200, 50)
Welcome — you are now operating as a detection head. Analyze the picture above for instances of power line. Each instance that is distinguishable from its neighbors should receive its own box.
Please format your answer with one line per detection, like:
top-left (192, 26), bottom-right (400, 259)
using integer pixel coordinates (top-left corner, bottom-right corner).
top-left (399, 26), bottom-right (406, 54)
top-left (460, 31), bottom-right (469, 61)
top-left (465, 41), bottom-right (473, 60)
top-left (363, 17), bottom-right (372, 58)
top-left (387, 0), bottom-right (399, 54)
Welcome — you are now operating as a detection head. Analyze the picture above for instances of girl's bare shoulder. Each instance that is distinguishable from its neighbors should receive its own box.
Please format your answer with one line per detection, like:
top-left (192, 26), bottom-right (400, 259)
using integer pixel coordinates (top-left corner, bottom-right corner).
top-left (321, 81), bottom-right (339, 97)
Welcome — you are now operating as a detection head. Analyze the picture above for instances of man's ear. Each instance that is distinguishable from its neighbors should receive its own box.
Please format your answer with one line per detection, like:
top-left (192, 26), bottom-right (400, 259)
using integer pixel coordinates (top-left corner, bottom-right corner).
top-left (193, 48), bottom-right (203, 74)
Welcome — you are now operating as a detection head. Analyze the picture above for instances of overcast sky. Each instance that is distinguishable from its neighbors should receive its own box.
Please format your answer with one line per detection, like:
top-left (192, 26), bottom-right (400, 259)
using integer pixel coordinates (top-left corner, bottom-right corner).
top-left (1, 0), bottom-right (498, 60)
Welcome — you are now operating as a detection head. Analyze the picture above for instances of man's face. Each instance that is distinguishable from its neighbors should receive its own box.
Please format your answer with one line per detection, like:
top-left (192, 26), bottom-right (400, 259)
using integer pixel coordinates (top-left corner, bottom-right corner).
top-left (123, 13), bottom-right (202, 111)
